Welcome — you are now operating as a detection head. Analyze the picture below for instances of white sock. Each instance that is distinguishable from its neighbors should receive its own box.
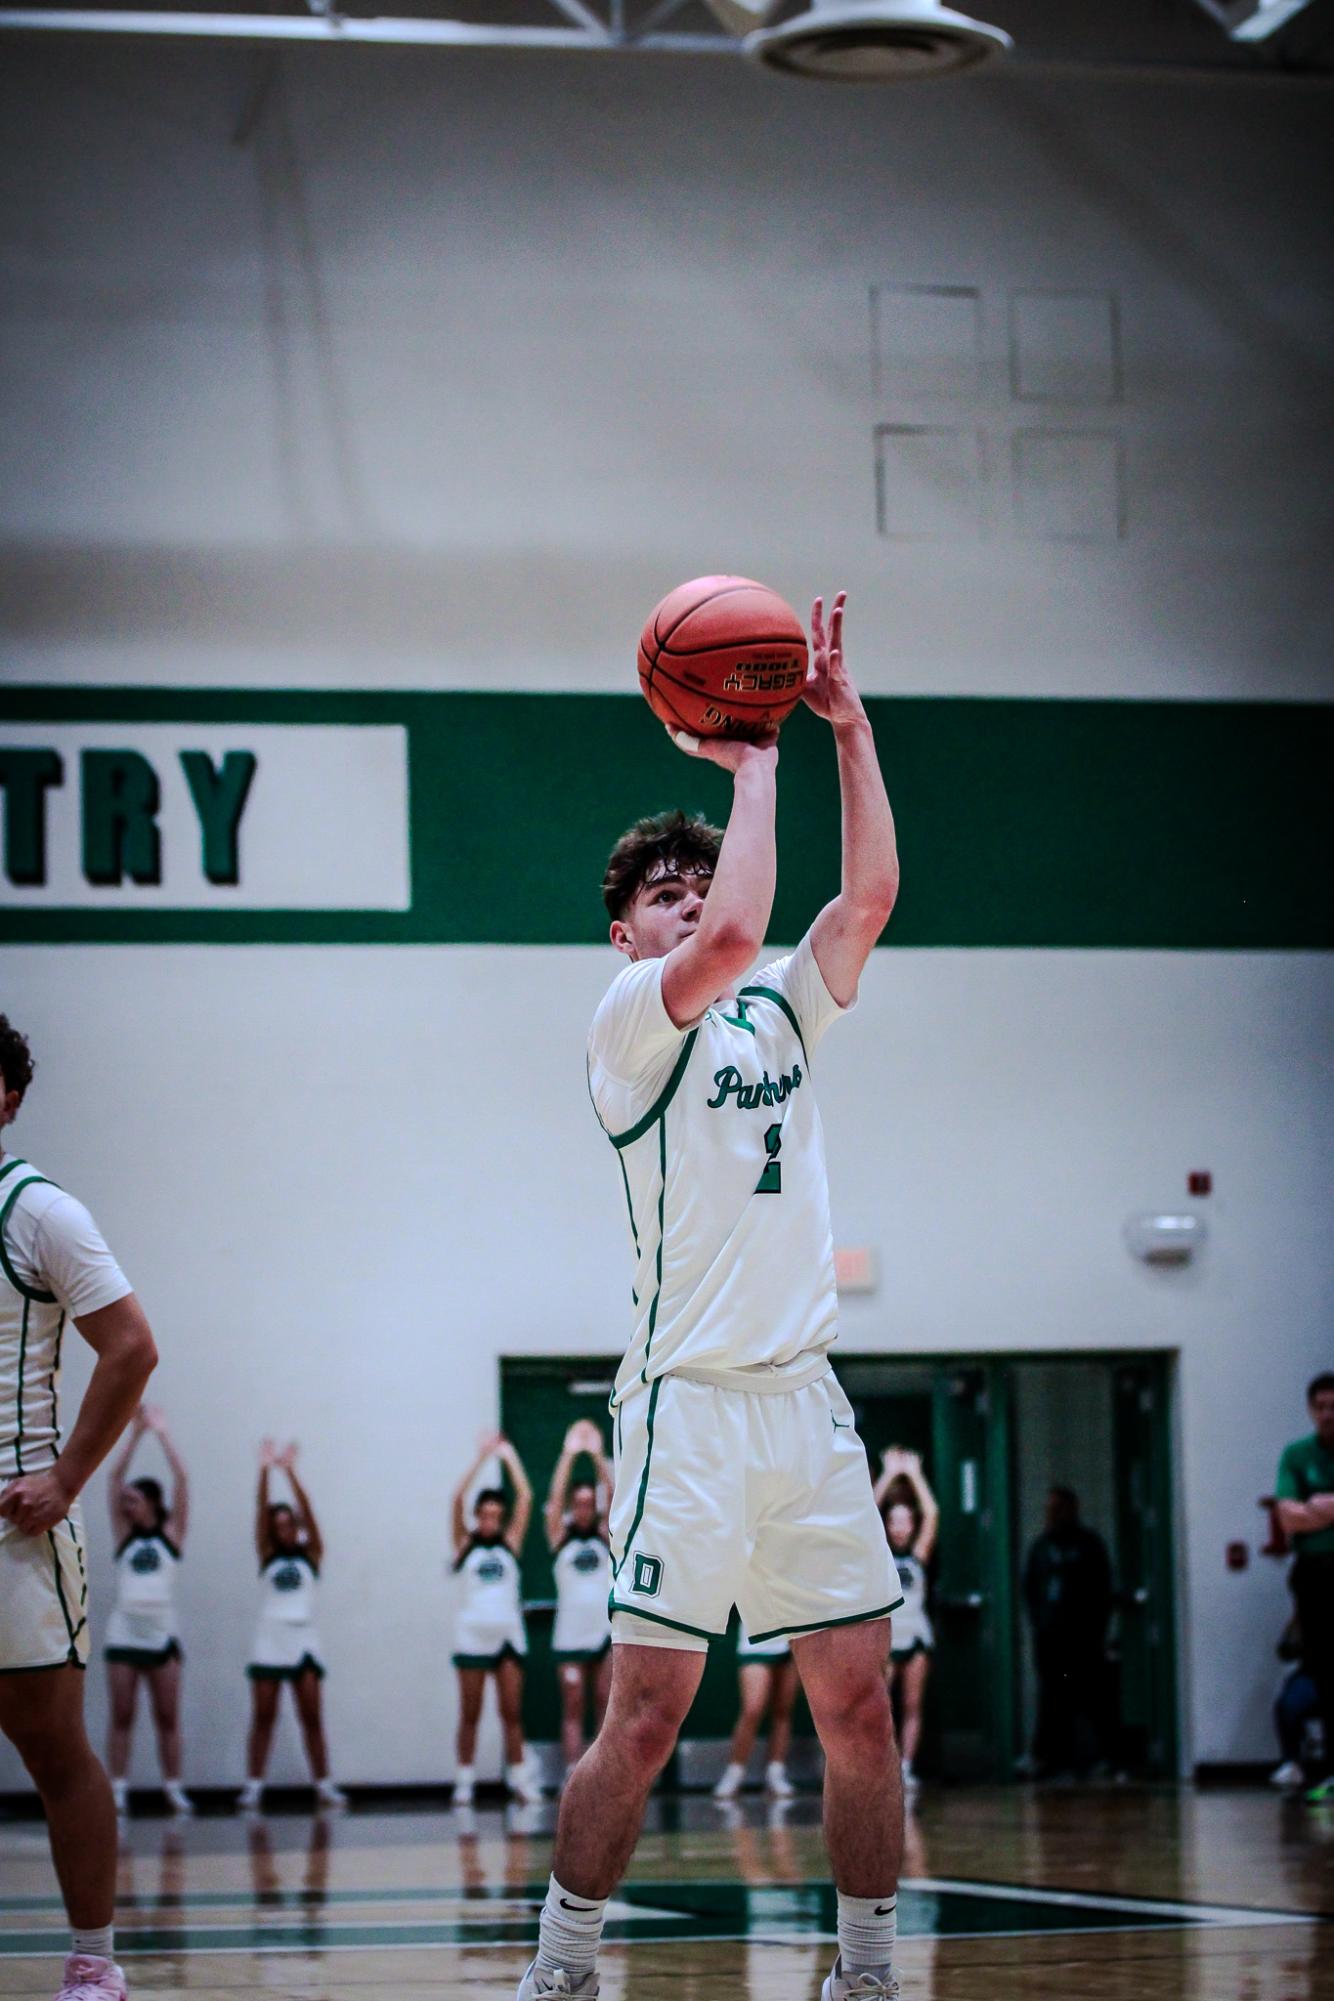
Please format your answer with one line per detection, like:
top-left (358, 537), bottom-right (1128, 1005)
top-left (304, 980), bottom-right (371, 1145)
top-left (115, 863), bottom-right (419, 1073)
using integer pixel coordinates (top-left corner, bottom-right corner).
top-left (71, 1926), bottom-right (114, 1962)
top-left (536, 1875), bottom-right (608, 1978)
top-left (837, 1891), bottom-right (897, 1978)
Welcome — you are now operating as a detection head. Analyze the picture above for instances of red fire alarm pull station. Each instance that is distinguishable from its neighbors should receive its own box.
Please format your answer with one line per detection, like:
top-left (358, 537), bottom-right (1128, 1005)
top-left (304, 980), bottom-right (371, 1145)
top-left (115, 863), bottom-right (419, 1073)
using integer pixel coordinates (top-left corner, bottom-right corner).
top-left (1188, 1171), bottom-right (1212, 1196)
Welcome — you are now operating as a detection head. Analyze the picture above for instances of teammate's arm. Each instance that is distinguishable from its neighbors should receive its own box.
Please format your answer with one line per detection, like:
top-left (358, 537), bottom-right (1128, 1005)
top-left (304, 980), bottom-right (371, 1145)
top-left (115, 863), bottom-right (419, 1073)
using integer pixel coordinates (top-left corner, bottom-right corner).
top-left (0, 1292), bottom-right (156, 1537)
top-left (498, 1437), bottom-right (533, 1557)
top-left (106, 1402), bottom-right (148, 1539)
top-left (657, 737), bottom-right (779, 1030)
top-left (804, 594), bottom-right (900, 1008)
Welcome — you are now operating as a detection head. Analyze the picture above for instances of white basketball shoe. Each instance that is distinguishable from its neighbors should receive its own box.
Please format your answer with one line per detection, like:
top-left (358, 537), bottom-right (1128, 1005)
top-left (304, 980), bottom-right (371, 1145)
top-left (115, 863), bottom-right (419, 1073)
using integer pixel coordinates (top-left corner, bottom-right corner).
top-left (821, 1956), bottom-right (899, 1999)
top-left (515, 1960), bottom-right (600, 1997)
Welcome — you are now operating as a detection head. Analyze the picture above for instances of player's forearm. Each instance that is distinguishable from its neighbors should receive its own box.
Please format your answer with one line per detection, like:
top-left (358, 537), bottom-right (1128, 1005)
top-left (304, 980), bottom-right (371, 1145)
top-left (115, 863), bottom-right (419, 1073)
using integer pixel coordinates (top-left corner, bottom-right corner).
top-left (54, 1332), bottom-right (156, 1502)
top-left (698, 752), bottom-right (778, 958)
top-left (833, 713), bottom-right (899, 923)
top-left (1278, 1496), bottom-right (1334, 1533)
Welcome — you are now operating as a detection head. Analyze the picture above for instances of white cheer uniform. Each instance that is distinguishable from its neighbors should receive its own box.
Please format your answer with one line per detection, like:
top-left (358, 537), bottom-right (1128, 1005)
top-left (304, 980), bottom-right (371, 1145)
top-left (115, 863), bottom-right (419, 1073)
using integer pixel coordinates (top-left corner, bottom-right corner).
top-left (889, 1550), bottom-right (934, 1660)
top-left (552, 1530), bottom-right (612, 1661)
top-left (451, 1536), bottom-right (527, 1667)
top-left (0, 1155), bottom-right (131, 1673)
top-left (588, 935), bottom-right (900, 1649)
top-left (105, 1530), bottom-right (182, 1665)
top-left (247, 1549), bottom-right (326, 1678)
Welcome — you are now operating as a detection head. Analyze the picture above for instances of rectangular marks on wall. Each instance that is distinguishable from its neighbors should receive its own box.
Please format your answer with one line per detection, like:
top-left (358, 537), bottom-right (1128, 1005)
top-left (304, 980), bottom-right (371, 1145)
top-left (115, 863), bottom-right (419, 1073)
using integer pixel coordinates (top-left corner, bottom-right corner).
top-left (871, 284), bottom-right (1126, 543)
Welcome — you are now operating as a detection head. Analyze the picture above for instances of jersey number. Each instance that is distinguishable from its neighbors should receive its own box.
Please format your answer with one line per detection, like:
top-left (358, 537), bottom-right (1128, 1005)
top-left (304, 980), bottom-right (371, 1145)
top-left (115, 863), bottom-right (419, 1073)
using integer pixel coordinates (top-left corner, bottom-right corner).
top-left (756, 1122), bottom-right (783, 1195)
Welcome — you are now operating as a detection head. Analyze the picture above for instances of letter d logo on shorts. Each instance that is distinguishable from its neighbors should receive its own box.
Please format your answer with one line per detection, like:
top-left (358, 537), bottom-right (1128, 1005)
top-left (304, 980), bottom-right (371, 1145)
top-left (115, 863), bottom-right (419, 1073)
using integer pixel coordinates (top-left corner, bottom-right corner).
top-left (631, 1553), bottom-right (663, 1599)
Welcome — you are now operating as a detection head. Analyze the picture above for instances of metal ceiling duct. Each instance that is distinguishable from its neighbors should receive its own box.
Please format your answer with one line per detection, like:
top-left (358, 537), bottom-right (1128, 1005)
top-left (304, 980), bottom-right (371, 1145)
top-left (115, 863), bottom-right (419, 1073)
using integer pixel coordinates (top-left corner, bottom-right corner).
top-left (719, 0), bottom-right (1013, 81)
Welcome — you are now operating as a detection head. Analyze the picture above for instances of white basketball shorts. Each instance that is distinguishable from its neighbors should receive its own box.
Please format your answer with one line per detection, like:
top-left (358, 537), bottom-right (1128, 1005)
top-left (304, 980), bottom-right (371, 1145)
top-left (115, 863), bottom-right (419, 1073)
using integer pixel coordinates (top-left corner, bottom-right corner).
top-left (0, 1510), bottom-right (90, 1673)
top-left (608, 1370), bottom-right (901, 1653)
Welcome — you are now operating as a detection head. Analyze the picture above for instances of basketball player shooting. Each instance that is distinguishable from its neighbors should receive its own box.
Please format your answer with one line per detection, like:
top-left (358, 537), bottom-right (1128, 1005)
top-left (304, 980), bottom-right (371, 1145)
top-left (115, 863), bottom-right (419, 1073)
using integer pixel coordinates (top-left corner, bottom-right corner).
top-left (518, 593), bottom-right (906, 2001)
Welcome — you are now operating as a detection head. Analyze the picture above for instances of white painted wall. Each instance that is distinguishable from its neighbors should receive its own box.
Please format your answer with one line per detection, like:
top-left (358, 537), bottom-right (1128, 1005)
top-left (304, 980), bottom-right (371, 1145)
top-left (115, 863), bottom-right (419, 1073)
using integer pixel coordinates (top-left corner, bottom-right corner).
top-left (0, 947), bottom-right (1328, 1784)
top-left (1, 45), bottom-right (1331, 699)
top-left (1, 43), bottom-right (1331, 1785)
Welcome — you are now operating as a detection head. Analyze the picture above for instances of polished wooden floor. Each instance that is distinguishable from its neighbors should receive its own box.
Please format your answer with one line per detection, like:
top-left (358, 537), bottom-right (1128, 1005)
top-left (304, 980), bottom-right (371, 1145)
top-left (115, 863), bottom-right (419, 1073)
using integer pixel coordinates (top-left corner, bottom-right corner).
top-left (2, 1785), bottom-right (1331, 1999)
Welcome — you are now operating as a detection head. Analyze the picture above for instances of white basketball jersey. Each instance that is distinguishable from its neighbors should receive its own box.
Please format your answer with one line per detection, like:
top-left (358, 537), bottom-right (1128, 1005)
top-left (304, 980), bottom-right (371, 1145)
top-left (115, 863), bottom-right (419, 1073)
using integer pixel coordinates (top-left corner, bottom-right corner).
top-left (587, 933), bottom-right (849, 1401)
top-left (0, 1157), bottom-right (128, 1481)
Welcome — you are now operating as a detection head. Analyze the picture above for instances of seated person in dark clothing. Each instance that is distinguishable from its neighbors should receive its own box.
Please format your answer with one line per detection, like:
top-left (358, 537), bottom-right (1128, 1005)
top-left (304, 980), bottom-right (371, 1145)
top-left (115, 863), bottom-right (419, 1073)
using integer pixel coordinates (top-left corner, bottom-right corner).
top-left (1274, 1373), bottom-right (1334, 1804)
top-left (1272, 1609), bottom-right (1320, 1790)
top-left (1023, 1486), bottom-right (1113, 1778)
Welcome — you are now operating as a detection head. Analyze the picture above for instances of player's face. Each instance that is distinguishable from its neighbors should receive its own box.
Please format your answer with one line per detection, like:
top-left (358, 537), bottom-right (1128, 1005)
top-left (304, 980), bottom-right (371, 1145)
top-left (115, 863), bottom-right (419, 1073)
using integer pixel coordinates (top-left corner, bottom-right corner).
top-left (1311, 1387), bottom-right (1334, 1447)
top-left (475, 1498), bottom-right (506, 1540)
top-left (271, 1506), bottom-right (298, 1550)
top-left (122, 1486), bottom-right (154, 1529)
top-left (613, 866), bottom-right (713, 962)
top-left (570, 1486), bottom-right (598, 1532)
top-left (887, 1503), bottom-right (914, 1553)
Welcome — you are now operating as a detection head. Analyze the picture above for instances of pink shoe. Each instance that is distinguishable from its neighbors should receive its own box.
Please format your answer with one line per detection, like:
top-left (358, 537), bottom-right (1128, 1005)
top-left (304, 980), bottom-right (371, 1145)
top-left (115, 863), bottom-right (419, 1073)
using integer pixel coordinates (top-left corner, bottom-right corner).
top-left (54, 1955), bottom-right (127, 2001)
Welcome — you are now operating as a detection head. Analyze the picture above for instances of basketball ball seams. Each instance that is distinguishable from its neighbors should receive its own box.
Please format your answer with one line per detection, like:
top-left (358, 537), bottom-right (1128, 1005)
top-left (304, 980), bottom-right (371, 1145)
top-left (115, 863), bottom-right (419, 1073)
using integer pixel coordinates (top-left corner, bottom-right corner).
top-left (657, 633), bottom-right (804, 659)
top-left (654, 580), bottom-right (756, 649)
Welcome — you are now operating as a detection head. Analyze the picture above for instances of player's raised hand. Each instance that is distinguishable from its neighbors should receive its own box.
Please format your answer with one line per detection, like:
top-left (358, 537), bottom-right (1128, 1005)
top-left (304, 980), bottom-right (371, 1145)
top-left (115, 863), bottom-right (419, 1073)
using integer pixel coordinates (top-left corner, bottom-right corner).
top-left (666, 725), bottom-right (778, 774)
top-left (803, 592), bottom-right (865, 731)
top-left (259, 1436), bottom-right (278, 1468)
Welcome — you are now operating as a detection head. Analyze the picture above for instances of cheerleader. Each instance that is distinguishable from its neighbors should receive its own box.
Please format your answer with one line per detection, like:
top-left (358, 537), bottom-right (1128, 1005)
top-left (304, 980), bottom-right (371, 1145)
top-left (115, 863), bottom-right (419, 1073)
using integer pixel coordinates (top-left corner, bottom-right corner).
top-left (240, 1440), bottom-right (345, 1812)
top-left (451, 1432), bottom-right (539, 1805)
top-left (874, 1447), bottom-right (940, 1794)
top-left (544, 1420), bottom-right (613, 1775)
top-left (713, 1624), bottom-right (798, 1800)
top-left (104, 1405), bottom-right (191, 1816)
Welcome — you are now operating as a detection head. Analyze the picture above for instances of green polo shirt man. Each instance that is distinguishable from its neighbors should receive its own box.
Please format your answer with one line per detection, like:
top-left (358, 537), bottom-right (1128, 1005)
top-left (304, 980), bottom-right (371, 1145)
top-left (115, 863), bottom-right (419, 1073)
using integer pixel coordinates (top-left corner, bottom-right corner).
top-left (1275, 1373), bottom-right (1334, 1802)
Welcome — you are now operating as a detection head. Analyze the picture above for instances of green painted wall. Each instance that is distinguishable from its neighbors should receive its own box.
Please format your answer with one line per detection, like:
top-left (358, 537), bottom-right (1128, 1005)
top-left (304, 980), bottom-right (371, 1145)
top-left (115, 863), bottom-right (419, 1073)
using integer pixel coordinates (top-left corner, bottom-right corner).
top-left (2, 688), bottom-right (1329, 948)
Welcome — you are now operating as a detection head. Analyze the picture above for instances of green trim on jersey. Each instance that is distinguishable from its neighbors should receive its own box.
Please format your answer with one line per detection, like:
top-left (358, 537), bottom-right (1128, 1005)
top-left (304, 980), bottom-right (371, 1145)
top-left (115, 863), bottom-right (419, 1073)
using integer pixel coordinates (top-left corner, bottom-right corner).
top-left (0, 1175), bottom-right (58, 1305)
top-left (14, 1297), bottom-right (29, 1477)
top-left (641, 1120), bottom-right (668, 1380)
top-left (746, 1598), bottom-right (903, 1645)
top-left (737, 986), bottom-right (807, 1063)
top-left (607, 1029), bottom-right (699, 1151)
top-left (0, 1158), bottom-right (27, 1189)
top-left (47, 1529), bottom-right (85, 1651)
top-left (608, 1599), bottom-right (722, 1641)
top-left (611, 1376), bottom-right (662, 1583)
top-left (616, 1153), bottom-right (640, 1255)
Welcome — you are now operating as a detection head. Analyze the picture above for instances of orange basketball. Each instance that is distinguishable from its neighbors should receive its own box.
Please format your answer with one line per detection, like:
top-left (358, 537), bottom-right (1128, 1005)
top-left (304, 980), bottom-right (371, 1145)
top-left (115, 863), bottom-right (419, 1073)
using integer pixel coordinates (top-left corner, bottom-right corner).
top-left (637, 575), bottom-right (808, 741)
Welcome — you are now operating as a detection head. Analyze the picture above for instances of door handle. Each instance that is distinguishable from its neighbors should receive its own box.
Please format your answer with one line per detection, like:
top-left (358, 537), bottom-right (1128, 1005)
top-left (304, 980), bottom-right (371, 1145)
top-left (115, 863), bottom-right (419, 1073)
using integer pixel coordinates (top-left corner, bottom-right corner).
top-left (1132, 1587), bottom-right (1150, 1606)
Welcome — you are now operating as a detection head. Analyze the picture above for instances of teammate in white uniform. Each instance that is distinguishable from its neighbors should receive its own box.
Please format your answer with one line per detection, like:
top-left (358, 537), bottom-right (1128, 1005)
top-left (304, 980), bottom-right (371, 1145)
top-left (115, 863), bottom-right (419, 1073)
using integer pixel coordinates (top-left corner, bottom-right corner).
top-left (874, 1449), bottom-right (940, 1795)
top-left (545, 1420), bottom-right (614, 1775)
top-left (0, 1014), bottom-right (158, 2001)
top-left (104, 1404), bottom-right (191, 1815)
top-left (450, 1432), bottom-right (540, 1805)
top-left (240, 1441), bottom-right (345, 1813)
top-left (519, 593), bottom-right (906, 2001)
top-left (713, 1620), bottom-right (798, 1801)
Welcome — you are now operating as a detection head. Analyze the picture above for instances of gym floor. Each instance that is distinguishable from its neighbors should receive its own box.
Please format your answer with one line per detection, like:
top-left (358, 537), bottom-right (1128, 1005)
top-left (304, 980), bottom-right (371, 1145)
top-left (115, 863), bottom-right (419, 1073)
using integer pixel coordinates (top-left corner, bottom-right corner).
top-left (2, 1787), bottom-right (1331, 1999)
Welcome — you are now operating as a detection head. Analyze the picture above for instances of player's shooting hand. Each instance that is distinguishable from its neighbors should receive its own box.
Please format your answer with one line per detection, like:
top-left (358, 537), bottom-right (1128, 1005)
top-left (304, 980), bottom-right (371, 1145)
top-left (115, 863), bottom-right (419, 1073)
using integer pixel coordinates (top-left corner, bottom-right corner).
top-left (666, 726), bottom-right (778, 774)
top-left (0, 1468), bottom-right (76, 1537)
top-left (803, 593), bottom-right (865, 732)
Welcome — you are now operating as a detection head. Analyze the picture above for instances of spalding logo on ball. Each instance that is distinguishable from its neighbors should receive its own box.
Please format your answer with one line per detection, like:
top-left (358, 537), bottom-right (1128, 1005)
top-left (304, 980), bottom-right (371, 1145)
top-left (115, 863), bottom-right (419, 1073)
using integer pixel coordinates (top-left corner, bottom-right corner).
top-left (638, 576), bottom-right (808, 742)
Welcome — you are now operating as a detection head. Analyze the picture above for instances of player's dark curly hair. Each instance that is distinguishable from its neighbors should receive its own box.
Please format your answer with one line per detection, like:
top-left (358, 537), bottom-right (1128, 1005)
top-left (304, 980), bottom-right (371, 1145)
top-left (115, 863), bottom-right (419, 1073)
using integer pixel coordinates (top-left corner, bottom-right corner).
top-left (601, 809), bottom-right (724, 922)
top-left (0, 1015), bottom-right (35, 1104)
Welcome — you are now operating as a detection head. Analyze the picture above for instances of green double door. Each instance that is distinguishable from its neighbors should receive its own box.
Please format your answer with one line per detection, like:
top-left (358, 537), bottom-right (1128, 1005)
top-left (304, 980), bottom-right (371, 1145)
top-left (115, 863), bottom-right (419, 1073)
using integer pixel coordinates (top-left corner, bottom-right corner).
top-left (499, 1350), bottom-right (1178, 1776)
